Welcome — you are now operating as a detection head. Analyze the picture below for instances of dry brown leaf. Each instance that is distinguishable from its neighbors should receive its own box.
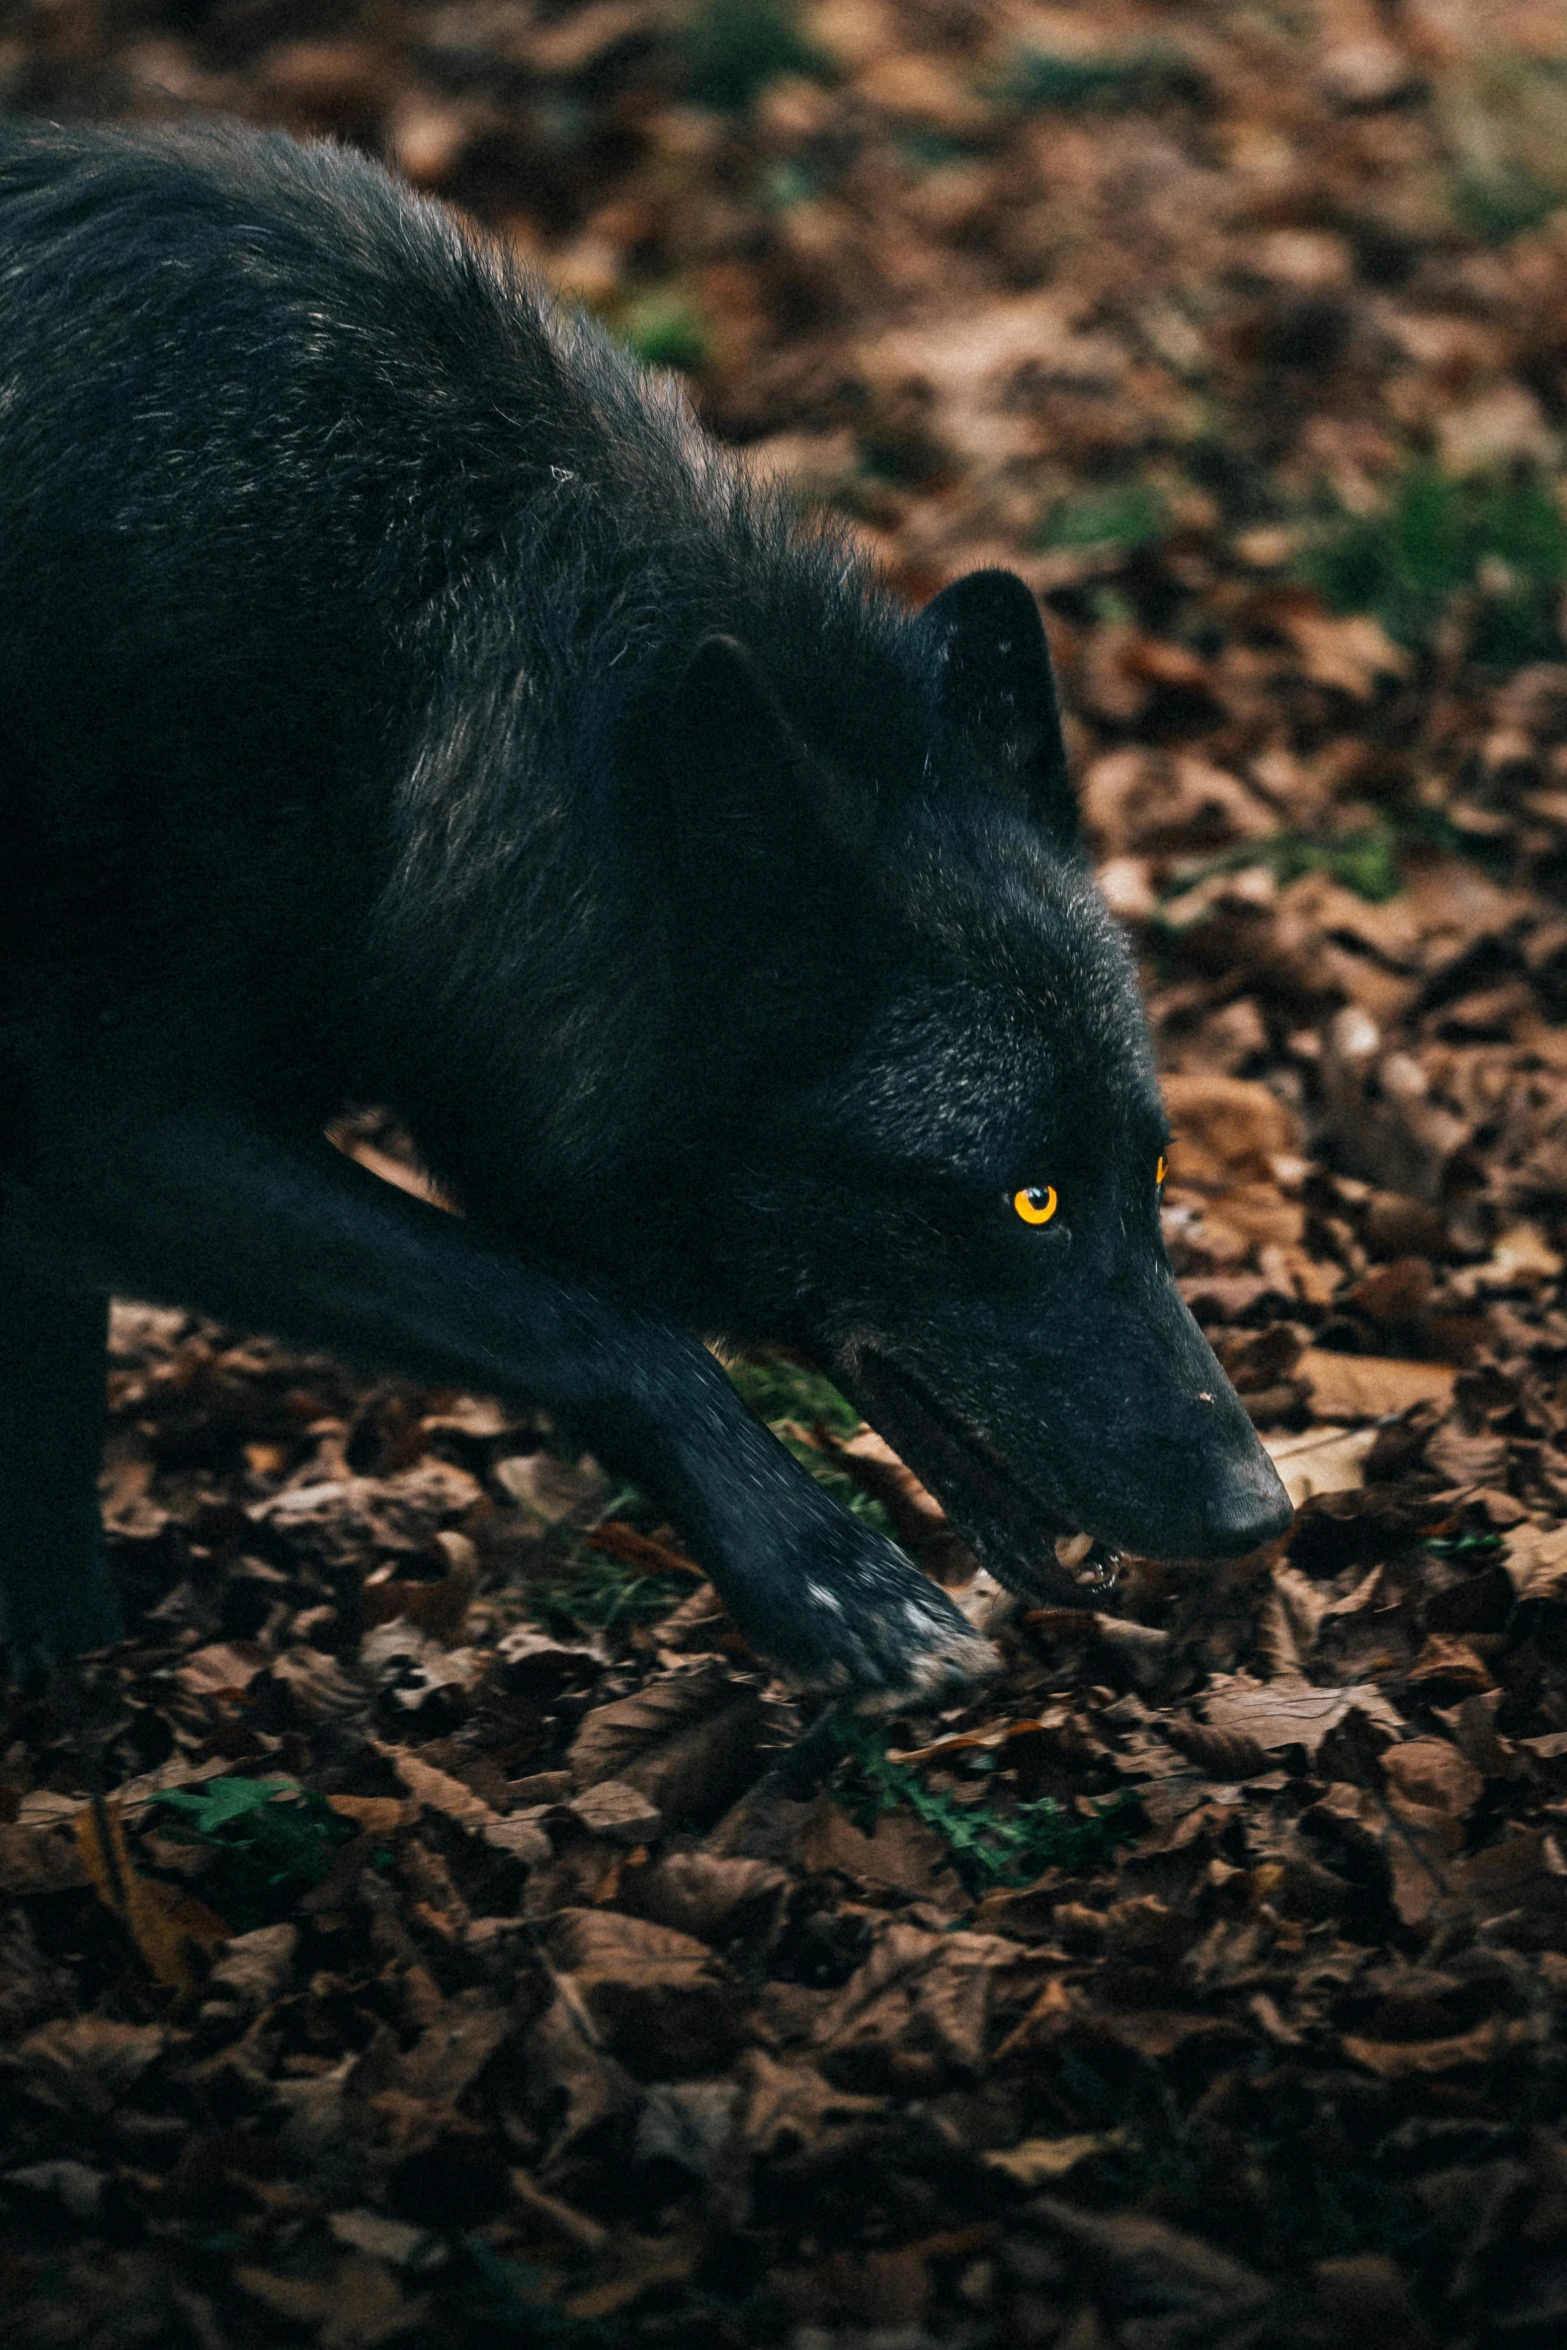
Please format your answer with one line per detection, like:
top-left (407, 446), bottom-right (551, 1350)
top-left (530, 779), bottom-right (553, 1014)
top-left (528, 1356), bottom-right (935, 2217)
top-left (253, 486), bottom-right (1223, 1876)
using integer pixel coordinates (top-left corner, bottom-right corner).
top-left (584, 1520), bottom-right (704, 1579)
top-left (363, 1532), bottom-right (478, 1642)
top-left (1505, 1522), bottom-right (1567, 1605)
top-left (1264, 1424), bottom-right (1377, 1507)
top-left (1381, 1738), bottom-right (1483, 1819)
top-left (620, 1851), bottom-right (788, 1951)
top-left (546, 1907), bottom-right (742, 2079)
top-left (565, 1780), bottom-right (663, 1843)
top-left (200, 1922), bottom-right (299, 2017)
top-left (1163, 1716), bottom-right (1274, 1780)
top-left (1342, 2017), bottom-right (1537, 2079)
top-left (385, 1749), bottom-right (499, 1829)
top-left (791, 1788), bottom-right (950, 1897)
top-left (735, 2045), bottom-right (885, 2158)
top-left (813, 1922), bottom-right (1035, 2095)
top-left (1271, 599), bottom-right (1411, 698)
top-left (886, 1716), bottom-right (1057, 1766)
top-left (236, 2253), bottom-right (429, 2350)
top-left (1158, 1072), bottom-right (1301, 1184)
top-left (1202, 1672), bottom-right (1402, 1755)
top-left (517, 1981), bottom-right (640, 2169)
top-left (392, 1994), bottom-right (513, 2105)
top-left (1297, 1350), bottom-right (1457, 1422)
top-left (16, 2017), bottom-right (168, 2116)
top-left (567, 1658), bottom-right (764, 1825)
top-left (0, 1822), bottom-right (90, 1896)
top-left (982, 2129), bottom-right (1132, 2186)
top-left (268, 1645), bottom-right (369, 1723)
top-left (173, 1641), bottom-right (271, 1700)
top-left (1405, 1635), bottom-right (1496, 1694)
top-left (563, 2231), bottom-right (704, 2324)
top-left (1030, 2198), bottom-right (1272, 2316)
top-left (72, 1799), bottom-right (227, 1997)
top-left (325, 1795), bottom-right (414, 1835)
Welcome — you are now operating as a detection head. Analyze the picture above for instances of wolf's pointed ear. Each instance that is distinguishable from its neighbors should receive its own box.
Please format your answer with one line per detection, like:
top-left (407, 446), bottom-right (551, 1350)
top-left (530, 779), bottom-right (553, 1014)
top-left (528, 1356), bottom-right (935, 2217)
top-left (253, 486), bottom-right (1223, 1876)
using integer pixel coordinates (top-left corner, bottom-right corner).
top-left (667, 631), bottom-right (795, 792)
top-left (663, 633), bottom-right (807, 866)
top-left (660, 632), bottom-right (839, 975)
top-left (914, 569), bottom-right (1077, 844)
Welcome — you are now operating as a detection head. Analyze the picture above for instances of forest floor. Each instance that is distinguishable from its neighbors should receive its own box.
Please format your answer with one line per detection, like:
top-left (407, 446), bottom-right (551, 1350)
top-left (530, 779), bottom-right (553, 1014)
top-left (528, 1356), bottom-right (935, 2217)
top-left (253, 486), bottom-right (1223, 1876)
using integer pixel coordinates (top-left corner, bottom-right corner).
top-left (6, 2), bottom-right (1567, 2345)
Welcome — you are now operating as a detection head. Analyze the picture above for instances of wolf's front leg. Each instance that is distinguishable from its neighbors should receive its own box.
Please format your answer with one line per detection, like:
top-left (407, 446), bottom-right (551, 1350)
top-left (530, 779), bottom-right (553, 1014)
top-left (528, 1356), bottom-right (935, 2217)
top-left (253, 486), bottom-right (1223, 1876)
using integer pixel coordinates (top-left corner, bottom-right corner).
top-left (3, 1095), bottom-right (993, 1700)
top-left (0, 1271), bottom-right (120, 1673)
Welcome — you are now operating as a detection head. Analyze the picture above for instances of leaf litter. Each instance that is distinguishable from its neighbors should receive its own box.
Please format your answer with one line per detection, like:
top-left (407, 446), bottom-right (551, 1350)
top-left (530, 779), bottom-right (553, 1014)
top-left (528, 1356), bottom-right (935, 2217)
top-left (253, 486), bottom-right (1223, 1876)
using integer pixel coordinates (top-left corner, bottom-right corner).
top-left (6, 2), bottom-right (1567, 2345)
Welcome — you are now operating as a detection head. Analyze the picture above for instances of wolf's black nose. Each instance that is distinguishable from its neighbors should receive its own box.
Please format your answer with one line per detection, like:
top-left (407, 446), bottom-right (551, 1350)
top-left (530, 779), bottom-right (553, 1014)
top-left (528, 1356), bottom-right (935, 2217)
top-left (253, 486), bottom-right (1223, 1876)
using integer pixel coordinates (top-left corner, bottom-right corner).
top-left (1199, 1450), bottom-right (1294, 1556)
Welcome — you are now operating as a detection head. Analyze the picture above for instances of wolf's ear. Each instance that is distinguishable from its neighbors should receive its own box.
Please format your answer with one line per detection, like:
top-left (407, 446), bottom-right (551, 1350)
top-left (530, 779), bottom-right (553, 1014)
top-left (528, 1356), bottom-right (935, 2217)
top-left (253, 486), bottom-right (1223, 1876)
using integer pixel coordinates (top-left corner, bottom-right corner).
top-left (660, 631), bottom-right (849, 976)
top-left (667, 631), bottom-right (793, 786)
top-left (915, 569), bottom-right (1076, 844)
top-left (663, 633), bottom-right (808, 863)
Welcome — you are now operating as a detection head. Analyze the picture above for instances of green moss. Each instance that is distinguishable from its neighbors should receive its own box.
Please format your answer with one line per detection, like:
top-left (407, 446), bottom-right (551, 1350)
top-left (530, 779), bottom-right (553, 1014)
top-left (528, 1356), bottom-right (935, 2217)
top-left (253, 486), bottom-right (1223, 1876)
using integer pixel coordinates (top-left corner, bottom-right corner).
top-left (727, 1348), bottom-right (898, 1539)
top-left (1004, 43), bottom-right (1206, 114)
top-left (1441, 51), bottom-right (1567, 246)
top-left (1299, 462), bottom-right (1567, 666)
top-left (620, 291), bottom-right (709, 374)
top-left (762, 156), bottom-right (822, 210)
top-left (682, 0), bottom-right (823, 113)
top-left (519, 1539), bottom-right (698, 1628)
top-left (1163, 811), bottom-right (1459, 912)
top-left (896, 129), bottom-right (984, 172)
top-left (1451, 165), bottom-right (1561, 246)
top-left (725, 1347), bottom-right (863, 1436)
top-left (1037, 479), bottom-right (1171, 554)
top-left (147, 1775), bottom-right (363, 1929)
top-left (831, 1720), bottom-right (1142, 1893)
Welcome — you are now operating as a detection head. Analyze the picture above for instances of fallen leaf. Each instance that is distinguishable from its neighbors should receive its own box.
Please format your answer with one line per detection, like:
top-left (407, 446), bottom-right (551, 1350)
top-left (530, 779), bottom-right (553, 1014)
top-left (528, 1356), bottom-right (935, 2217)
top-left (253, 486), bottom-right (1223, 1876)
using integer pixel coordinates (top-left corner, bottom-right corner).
top-left (236, 2253), bottom-right (429, 2349)
top-left (1265, 1424), bottom-right (1377, 1506)
top-left (813, 1922), bottom-right (1037, 2095)
top-left (983, 2129), bottom-right (1131, 2184)
top-left (1382, 1738), bottom-right (1483, 1819)
top-left (72, 1799), bottom-right (227, 1996)
top-left (1405, 1635), bottom-right (1496, 1694)
top-left (1505, 1522), bottom-right (1567, 1605)
top-left (1342, 2017), bottom-right (1536, 2078)
top-left (566, 1780), bottom-right (664, 1843)
top-left (567, 1659), bottom-right (765, 1827)
top-left (564, 2230), bottom-right (704, 2323)
top-left (386, 1749), bottom-right (499, 1829)
top-left (1030, 2198), bottom-right (1272, 2316)
top-left (584, 1520), bottom-right (704, 1578)
top-left (0, 1822), bottom-right (90, 1895)
top-left (16, 2018), bottom-right (167, 2116)
top-left (546, 1907), bottom-right (742, 2079)
top-left (792, 1788), bottom-right (951, 1897)
top-left (325, 1795), bottom-right (413, 1835)
top-left (1158, 1072), bottom-right (1301, 1184)
top-left (1298, 1350), bottom-right (1457, 1421)
top-left (1271, 599), bottom-right (1411, 697)
top-left (1201, 1672), bottom-right (1403, 1755)
top-left (886, 1715), bottom-right (1059, 1766)
top-left (620, 1851), bottom-right (789, 1954)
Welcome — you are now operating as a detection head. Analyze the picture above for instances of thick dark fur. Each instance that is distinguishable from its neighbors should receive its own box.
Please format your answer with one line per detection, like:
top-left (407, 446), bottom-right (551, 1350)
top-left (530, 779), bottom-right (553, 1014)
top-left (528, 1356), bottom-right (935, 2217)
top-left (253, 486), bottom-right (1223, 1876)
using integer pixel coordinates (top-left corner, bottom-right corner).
top-left (0, 119), bottom-right (1289, 1697)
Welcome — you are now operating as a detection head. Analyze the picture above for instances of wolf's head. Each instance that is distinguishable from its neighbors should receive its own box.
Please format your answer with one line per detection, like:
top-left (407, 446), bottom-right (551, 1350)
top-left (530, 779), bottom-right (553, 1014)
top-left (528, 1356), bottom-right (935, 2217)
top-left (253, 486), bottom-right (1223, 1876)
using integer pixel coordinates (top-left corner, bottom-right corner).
top-left (638, 565), bottom-right (1292, 1605)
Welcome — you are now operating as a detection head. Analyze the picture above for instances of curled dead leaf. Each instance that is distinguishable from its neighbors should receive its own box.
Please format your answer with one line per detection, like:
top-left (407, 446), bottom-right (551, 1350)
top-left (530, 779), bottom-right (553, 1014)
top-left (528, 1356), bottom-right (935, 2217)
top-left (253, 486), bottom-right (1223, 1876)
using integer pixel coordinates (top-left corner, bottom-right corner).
top-left (1201, 1672), bottom-right (1402, 1756)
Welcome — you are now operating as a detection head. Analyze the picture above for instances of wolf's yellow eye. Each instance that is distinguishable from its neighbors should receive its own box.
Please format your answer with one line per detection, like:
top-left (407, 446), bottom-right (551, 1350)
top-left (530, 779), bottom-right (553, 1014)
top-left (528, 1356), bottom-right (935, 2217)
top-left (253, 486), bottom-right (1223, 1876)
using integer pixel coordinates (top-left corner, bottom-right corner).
top-left (1013, 1185), bottom-right (1058, 1225)
top-left (1156, 1153), bottom-right (1167, 1187)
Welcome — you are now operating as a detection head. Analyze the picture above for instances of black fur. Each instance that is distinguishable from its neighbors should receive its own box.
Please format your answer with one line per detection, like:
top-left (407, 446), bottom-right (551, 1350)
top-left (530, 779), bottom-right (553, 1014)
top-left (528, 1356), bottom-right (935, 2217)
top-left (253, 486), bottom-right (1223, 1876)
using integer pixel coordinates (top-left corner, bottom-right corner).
top-left (0, 119), bottom-right (1289, 1696)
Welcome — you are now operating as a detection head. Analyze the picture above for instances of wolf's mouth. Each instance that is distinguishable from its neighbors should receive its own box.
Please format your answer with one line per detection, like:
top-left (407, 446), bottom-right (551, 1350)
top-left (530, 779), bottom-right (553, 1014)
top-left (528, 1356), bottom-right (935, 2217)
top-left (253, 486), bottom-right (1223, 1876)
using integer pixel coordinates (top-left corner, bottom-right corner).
top-left (837, 1348), bottom-right (1120, 1610)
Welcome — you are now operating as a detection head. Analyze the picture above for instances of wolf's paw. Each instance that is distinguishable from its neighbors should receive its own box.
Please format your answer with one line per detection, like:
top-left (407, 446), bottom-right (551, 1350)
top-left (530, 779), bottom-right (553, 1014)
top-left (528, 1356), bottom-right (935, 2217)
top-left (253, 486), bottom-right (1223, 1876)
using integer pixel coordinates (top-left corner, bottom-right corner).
top-left (727, 1511), bottom-right (998, 1714)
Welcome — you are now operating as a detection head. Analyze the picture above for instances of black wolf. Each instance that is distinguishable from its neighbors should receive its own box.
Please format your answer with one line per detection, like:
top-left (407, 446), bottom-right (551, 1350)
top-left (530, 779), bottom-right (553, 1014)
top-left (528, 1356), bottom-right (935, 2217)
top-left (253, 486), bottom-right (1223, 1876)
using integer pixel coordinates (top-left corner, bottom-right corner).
top-left (0, 119), bottom-right (1290, 1698)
